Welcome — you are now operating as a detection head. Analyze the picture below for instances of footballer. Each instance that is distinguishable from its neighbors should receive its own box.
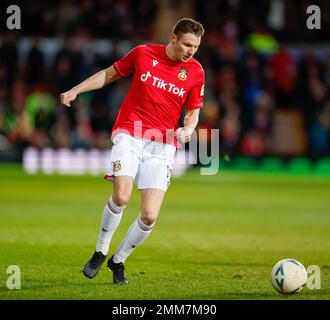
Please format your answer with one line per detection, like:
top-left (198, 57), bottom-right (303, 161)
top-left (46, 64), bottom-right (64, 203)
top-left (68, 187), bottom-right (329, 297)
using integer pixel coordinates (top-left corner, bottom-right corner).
top-left (60, 18), bottom-right (205, 284)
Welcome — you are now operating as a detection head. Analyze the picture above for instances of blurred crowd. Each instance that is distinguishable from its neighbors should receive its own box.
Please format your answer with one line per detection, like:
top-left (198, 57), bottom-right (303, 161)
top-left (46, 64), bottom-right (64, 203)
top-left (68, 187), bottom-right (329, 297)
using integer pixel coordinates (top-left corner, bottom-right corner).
top-left (1, 0), bottom-right (330, 160)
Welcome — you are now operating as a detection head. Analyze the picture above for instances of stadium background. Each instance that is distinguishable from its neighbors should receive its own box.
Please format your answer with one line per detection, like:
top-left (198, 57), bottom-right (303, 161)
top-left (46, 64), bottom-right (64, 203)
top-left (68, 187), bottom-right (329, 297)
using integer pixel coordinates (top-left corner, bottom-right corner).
top-left (0, 0), bottom-right (330, 165)
top-left (0, 0), bottom-right (330, 300)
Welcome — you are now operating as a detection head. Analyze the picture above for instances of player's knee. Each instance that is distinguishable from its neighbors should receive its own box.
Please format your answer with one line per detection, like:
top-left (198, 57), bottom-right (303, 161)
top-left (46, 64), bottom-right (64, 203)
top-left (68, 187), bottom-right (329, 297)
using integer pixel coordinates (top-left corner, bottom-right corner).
top-left (112, 193), bottom-right (130, 208)
top-left (139, 213), bottom-right (157, 227)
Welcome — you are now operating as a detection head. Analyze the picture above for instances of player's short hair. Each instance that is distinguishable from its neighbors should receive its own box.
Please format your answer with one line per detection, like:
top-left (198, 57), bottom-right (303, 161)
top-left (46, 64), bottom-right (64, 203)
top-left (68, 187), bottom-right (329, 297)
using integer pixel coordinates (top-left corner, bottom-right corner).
top-left (172, 18), bottom-right (205, 39)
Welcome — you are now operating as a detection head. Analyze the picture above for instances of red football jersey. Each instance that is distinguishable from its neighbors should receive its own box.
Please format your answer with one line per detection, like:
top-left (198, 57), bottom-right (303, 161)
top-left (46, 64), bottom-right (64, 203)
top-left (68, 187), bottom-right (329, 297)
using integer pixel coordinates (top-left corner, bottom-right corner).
top-left (112, 44), bottom-right (205, 146)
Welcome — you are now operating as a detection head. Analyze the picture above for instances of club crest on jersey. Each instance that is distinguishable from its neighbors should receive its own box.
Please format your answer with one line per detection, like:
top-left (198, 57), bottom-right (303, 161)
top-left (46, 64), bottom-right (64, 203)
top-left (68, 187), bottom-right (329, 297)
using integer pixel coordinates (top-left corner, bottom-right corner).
top-left (178, 68), bottom-right (188, 81)
top-left (112, 160), bottom-right (121, 172)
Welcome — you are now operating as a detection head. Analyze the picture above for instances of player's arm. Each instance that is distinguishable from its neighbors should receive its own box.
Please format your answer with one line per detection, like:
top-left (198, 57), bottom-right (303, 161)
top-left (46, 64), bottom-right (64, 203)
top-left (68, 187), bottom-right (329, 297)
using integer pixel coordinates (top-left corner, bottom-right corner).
top-left (176, 108), bottom-right (200, 143)
top-left (60, 66), bottom-right (121, 107)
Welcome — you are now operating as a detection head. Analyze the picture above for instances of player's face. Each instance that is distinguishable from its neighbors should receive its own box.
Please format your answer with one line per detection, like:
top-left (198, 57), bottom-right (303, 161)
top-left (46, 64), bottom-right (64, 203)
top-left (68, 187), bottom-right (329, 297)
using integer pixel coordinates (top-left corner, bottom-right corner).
top-left (172, 33), bottom-right (201, 62)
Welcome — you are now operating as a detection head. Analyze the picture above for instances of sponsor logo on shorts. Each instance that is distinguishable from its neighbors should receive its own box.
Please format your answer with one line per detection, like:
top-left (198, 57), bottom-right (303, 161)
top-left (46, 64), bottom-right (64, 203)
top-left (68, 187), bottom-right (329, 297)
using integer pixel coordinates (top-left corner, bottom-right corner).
top-left (166, 165), bottom-right (171, 187)
top-left (113, 160), bottom-right (121, 172)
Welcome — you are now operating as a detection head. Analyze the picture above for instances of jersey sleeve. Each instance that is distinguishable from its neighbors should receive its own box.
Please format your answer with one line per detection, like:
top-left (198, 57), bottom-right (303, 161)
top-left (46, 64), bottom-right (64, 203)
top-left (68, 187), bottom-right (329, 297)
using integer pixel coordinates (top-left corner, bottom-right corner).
top-left (186, 68), bottom-right (205, 110)
top-left (112, 46), bottom-right (141, 77)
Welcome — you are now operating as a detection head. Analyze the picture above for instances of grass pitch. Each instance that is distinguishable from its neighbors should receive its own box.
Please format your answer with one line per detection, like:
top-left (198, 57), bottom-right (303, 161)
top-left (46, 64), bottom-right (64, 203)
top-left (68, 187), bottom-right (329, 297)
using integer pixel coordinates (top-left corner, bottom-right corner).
top-left (0, 165), bottom-right (329, 300)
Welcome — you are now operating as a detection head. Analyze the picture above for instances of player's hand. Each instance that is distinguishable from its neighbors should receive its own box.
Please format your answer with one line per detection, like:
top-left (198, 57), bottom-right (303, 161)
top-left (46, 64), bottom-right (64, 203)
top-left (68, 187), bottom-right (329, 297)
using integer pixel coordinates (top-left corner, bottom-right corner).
top-left (176, 127), bottom-right (194, 143)
top-left (60, 88), bottom-right (78, 107)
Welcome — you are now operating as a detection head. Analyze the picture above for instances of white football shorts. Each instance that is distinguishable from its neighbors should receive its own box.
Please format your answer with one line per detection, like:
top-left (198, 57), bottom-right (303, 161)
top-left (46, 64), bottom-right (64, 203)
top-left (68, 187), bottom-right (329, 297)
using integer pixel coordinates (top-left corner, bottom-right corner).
top-left (105, 133), bottom-right (176, 192)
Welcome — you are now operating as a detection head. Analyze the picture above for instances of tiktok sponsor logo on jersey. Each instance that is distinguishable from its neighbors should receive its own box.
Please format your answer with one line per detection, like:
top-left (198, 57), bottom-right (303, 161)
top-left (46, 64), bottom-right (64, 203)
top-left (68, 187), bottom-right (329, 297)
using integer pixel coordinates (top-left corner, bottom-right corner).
top-left (140, 71), bottom-right (186, 97)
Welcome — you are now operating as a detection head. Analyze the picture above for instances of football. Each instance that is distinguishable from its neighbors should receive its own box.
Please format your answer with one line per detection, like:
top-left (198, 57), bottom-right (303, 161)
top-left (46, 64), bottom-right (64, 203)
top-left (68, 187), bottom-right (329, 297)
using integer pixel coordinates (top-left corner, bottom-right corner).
top-left (271, 259), bottom-right (308, 295)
